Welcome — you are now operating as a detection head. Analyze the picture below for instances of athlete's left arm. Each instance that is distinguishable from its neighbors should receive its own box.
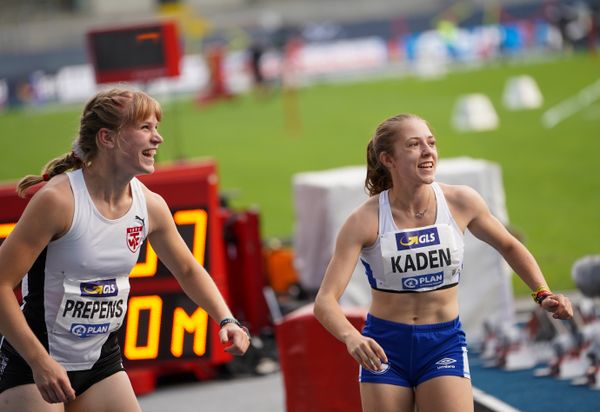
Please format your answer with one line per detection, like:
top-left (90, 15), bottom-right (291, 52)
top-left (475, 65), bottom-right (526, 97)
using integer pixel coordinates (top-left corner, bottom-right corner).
top-left (457, 186), bottom-right (572, 320)
top-left (143, 189), bottom-right (249, 355)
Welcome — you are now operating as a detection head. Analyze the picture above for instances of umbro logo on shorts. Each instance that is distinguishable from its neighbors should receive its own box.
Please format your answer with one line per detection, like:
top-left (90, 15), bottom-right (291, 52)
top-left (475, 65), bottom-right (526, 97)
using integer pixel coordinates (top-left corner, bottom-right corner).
top-left (435, 358), bottom-right (457, 369)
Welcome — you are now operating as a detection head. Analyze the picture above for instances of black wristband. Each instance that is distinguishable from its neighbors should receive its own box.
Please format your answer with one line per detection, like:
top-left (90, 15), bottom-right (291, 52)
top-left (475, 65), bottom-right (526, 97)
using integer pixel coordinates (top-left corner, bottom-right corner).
top-left (219, 317), bottom-right (241, 328)
top-left (219, 317), bottom-right (251, 338)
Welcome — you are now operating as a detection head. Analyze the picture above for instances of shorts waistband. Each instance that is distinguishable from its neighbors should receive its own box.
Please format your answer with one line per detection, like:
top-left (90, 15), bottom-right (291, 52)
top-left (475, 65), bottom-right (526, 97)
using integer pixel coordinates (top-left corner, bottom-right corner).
top-left (366, 313), bottom-right (461, 332)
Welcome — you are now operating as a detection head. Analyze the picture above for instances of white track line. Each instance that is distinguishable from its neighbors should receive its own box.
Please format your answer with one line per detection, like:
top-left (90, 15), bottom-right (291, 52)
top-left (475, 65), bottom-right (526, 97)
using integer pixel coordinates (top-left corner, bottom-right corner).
top-left (473, 386), bottom-right (522, 412)
top-left (541, 78), bottom-right (600, 128)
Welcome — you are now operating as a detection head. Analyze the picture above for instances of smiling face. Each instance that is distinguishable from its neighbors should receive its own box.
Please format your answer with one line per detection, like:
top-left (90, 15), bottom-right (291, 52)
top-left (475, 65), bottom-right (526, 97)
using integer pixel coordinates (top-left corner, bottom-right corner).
top-left (74, 89), bottom-right (164, 175)
top-left (380, 117), bottom-right (438, 185)
top-left (115, 114), bottom-right (163, 176)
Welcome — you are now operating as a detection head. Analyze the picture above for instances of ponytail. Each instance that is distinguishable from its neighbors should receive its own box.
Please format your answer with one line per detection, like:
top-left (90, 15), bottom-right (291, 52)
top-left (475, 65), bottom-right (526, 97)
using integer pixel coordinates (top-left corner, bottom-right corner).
top-left (16, 152), bottom-right (82, 198)
top-left (365, 139), bottom-right (392, 196)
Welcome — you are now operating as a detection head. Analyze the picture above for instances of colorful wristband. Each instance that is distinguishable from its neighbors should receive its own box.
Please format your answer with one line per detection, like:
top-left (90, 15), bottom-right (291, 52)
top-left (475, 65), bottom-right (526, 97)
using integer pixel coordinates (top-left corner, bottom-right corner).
top-left (531, 286), bottom-right (552, 305)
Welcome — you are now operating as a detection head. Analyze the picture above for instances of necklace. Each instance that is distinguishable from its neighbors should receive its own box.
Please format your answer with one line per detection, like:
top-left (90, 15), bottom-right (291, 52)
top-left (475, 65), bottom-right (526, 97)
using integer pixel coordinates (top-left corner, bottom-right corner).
top-left (414, 187), bottom-right (432, 219)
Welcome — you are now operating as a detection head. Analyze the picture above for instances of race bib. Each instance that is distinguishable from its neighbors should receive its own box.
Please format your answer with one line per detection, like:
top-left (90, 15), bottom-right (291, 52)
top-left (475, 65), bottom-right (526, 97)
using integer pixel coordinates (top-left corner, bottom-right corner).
top-left (379, 224), bottom-right (460, 291)
top-left (53, 277), bottom-right (130, 338)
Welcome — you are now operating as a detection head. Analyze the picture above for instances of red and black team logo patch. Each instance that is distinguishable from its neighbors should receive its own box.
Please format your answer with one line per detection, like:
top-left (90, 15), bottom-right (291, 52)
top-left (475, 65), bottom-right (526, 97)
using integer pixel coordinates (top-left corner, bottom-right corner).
top-left (126, 226), bottom-right (143, 253)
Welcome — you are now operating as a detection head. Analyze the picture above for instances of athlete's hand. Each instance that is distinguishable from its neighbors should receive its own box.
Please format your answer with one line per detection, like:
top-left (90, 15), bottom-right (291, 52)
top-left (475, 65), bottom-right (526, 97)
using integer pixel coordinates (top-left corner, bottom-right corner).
top-left (344, 332), bottom-right (388, 372)
top-left (542, 293), bottom-right (573, 320)
top-left (219, 323), bottom-right (251, 356)
top-left (30, 355), bottom-right (76, 404)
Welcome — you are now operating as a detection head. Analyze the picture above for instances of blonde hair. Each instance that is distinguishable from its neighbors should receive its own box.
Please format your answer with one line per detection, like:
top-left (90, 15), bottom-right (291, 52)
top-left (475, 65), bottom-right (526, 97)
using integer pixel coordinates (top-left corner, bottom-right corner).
top-left (17, 88), bottom-right (162, 197)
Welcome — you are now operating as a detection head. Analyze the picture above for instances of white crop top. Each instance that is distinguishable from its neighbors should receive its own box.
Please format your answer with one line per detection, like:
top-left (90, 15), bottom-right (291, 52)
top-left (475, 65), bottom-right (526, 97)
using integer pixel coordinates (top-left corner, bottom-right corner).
top-left (359, 182), bottom-right (464, 293)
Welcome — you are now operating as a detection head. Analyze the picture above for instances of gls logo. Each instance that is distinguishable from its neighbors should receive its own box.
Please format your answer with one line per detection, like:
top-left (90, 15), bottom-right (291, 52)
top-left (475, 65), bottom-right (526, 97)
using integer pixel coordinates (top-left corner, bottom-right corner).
top-left (395, 227), bottom-right (439, 251)
top-left (80, 279), bottom-right (118, 297)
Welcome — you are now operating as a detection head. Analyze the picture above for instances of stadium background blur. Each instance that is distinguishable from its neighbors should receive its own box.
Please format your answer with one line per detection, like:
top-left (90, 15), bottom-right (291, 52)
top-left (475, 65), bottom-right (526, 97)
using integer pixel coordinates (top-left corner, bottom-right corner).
top-left (1, 1), bottom-right (600, 410)
top-left (1, 0), bottom-right (599, 295)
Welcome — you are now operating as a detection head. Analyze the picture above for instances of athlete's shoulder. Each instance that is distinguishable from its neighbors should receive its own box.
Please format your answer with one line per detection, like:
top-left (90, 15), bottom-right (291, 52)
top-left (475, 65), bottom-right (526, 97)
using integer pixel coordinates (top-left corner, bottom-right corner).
top-left (437, 182), bottom-right (483, 207)
top-left (31, 174), bottom-right (73, 210)
top-left (351, 193), bottom-right (379, 221)
top-left (138, 182), bottom-right (166, 206)
top-left (19, 174), bottom-right (73, 237)
top-left (339, 193), bottom-right (379, 246)
top-left (139, 184), bottom-right (173, 234)
top-left (436, 182), bottom-right (487, 226)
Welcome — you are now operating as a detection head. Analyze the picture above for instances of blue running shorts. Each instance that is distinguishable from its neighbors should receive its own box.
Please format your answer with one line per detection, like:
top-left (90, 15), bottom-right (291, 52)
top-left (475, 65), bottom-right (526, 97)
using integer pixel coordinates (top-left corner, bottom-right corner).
top-left (359, 314), bottom-right (470, 387)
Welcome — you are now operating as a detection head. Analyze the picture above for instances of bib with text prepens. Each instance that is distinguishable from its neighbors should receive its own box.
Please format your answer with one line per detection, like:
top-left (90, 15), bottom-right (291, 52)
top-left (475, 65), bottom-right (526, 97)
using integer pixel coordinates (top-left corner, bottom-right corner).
top-left (377, 223), bottom-right (463, 292)
top-left (52, 276), bottom-right (130, 338)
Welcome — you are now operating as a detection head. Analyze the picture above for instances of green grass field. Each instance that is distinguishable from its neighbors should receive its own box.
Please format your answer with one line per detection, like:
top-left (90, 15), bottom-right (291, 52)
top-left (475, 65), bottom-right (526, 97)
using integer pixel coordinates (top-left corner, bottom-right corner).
top-left (1, 52), bottom-right (598, 295)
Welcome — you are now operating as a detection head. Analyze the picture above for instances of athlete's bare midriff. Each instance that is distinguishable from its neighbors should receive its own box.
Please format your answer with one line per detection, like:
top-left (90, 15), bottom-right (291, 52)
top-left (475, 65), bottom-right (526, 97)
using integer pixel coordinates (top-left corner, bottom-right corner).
top-left (369, 286), bottom-right (459, 325)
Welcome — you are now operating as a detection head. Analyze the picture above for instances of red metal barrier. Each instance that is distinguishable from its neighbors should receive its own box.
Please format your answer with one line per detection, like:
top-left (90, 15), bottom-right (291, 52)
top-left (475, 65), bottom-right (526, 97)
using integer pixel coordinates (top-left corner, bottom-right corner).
top-left (276, 304), bottom-right (367, 412)
top-left (221, 209), bottom-right (271, 335)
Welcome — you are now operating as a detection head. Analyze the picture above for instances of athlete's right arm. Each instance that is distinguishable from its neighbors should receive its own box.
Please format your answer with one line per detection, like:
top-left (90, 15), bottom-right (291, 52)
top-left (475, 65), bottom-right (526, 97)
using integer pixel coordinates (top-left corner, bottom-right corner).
top-left (0, 180), bottom-right (76, 403)
top-left (313, 203), bottom-right (388, 372)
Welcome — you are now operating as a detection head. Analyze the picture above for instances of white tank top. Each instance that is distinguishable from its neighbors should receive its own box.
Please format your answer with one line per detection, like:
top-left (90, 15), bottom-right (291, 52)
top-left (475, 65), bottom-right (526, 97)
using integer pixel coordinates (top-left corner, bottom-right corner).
top-left (21, 169), bottom-right (149, 370)
top-left (359, 182), bottom-right (464, 293)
